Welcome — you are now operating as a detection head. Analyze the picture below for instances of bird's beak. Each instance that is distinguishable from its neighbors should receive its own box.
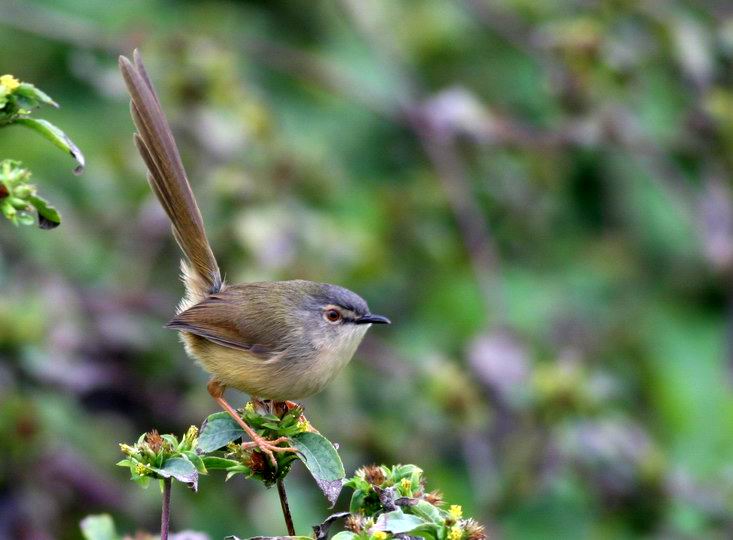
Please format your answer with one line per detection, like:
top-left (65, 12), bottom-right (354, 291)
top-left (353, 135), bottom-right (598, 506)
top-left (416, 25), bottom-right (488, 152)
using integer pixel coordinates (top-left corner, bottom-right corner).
top-left (355, 314), bottom-right (391, 325)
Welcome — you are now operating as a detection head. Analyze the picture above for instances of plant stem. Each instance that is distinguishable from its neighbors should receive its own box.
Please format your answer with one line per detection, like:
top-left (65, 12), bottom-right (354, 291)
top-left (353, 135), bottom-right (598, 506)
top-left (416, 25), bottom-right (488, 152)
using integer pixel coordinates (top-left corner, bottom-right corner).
top-left (277, 478), bottom-right (296, 536)
top-left (161, 477), bottom-right (172, 540)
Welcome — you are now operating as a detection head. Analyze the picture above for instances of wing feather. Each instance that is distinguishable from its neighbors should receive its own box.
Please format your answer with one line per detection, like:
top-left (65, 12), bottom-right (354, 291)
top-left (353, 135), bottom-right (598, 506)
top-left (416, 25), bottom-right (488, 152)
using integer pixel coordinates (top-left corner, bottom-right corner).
top-left (166, 289), bottom-right (284, 359)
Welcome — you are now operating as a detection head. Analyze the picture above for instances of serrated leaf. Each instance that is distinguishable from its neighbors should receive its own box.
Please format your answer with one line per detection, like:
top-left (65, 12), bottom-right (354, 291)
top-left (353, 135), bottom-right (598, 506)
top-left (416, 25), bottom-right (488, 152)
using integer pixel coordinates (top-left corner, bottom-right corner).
top-left (374, 509), bottom-right (426, 534)
top-left (80, 514), bottom-right (119, 540)
top-left (152, 456), bottom-right (198, 491)
top-left (198, 412), bottom-right (245, 452)
top-left (291, 432), bottom-right (344, 506)
top-left (14, 117), bottom-right (85, 174)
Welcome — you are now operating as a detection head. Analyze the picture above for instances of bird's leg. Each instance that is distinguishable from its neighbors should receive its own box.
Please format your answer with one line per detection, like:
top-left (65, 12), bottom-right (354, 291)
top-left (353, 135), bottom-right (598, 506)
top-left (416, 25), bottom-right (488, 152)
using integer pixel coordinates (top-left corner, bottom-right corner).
top-left (207, 380), bottom-right (298, 468)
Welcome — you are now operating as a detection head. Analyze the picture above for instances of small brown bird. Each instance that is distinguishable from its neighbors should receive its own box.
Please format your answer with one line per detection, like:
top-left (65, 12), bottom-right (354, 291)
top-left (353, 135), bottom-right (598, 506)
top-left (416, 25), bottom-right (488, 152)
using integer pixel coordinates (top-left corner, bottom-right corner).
top-left (119, 50), bottom-right (389, 464)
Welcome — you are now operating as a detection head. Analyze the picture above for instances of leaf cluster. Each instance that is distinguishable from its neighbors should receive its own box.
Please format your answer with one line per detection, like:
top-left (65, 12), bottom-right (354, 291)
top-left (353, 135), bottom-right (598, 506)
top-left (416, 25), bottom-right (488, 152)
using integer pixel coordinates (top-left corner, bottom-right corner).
top-left (197, 403), bottom-right (307, 485)
top-left (116, 426), bottom-right (203, 491)
top-left (196, 401), bottom-right (344, 505)
top-left (0, 74), bottom-right (84, 229)
top-left (0, 77), bottom-right (58, 125)
top-left (0, 160), bottom-right (60, 228)
top-left (334, 465), bottom-right (485, 540)
top-left (120, 402), bottom-right (345, 506)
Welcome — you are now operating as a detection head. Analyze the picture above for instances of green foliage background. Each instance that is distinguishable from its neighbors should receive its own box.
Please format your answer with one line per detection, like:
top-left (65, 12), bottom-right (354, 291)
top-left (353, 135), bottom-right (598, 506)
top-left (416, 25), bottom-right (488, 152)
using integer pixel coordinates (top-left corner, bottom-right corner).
top-left (2, 1), bottom-right (733, 538)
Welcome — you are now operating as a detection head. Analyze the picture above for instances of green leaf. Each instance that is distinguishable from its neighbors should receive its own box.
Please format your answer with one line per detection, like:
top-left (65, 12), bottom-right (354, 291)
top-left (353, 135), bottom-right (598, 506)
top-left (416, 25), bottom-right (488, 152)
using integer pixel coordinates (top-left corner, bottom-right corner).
top-left (16, 83), bottom-right (58, 108)
top-left (201, 456), bottom-right (241, 470)
top-left (409, 525), bottom-right (440, 540)
top-left (161, 434), bottom-right (179, 447)
top-left (80, 514), bottom-right (119, 540)
top-left (133, 475), bottom-right (150, 489)
top-left (183, 450), bottom-right (207, 473)
top-left (291, 431), bottom-right (345, 506)
top-left (14, 117), bottom-right (85, 174)
top-left (28, 194), bottom-right (60, 229)
top-left (349, 489), bottom-right (368, 514)
top-left (225, 537), bottom-right (312, 540)
top-left (331, 533), bottom-right (358, 540)
top-left (198, 412), bottom-right (245, 452)
top-left (374, 509), bottom-right (426, 534)
top-left (152, 456), bottom-right (199, 491)
top-left (411, 500), bottom-right (443, 524)
top-left (225, 464), bottom-right (251, 481)
top-left (313, 511), bottom-right (350, 540)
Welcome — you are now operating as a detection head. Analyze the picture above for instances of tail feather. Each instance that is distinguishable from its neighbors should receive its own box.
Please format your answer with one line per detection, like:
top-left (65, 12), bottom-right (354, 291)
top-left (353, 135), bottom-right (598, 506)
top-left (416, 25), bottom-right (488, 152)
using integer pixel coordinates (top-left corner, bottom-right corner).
top-left (119, 50), bottom-right (222, 302)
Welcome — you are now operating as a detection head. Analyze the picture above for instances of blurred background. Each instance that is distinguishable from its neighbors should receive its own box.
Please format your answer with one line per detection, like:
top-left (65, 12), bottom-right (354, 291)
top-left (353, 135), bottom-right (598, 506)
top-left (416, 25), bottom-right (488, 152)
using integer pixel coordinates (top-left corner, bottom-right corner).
top-left (2, 0), bottom-right (733, 538)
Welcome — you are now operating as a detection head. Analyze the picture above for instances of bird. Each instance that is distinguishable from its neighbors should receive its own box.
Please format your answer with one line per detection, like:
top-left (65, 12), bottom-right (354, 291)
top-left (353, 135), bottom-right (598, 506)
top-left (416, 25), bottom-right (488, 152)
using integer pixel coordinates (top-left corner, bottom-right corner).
top-left (118, 50), bottom-right (389, 465)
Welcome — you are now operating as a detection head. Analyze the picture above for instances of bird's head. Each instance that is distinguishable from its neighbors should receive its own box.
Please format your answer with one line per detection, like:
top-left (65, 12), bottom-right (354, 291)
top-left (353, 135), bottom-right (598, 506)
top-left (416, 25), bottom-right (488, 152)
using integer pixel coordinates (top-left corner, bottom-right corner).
top-left (295, 282), bottom-right (390, 352)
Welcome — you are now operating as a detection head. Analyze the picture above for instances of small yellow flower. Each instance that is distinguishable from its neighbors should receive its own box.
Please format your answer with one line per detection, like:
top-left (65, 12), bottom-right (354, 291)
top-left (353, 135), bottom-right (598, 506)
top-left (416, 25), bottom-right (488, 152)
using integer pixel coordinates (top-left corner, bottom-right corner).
top-left (0, 75), bottom-right (20, 91)
top-left (183, 425), bottom-right (198, 445)
top-left (400, 478), bottom-right (412, 493)
top-left (447, 525), bottom-right (463, 540)
top-left (119, 443), bottom-right (136, 455)
top-left (244, 401), bottom-right (255, 414)
top-left (449, 505), bottom-right (463, 521)
top-left (134, 462), bottom-right (151, 476)
top-left (297, 418), bottom-right (311, 432)
top-left (371, 532), bottom-right (388, 540)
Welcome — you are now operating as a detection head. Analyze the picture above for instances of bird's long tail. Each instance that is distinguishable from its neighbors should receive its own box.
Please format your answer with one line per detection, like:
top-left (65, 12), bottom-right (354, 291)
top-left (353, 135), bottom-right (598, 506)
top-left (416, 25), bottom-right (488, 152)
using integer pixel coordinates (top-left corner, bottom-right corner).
top-left (119, 50), bottom-right (222, 307)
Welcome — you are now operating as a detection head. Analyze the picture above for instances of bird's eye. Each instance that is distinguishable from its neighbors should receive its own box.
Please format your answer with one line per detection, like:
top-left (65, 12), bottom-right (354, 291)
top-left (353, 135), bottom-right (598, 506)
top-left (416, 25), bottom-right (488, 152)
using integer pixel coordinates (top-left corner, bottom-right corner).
top-left (324, 309), bottom-right (342, 323)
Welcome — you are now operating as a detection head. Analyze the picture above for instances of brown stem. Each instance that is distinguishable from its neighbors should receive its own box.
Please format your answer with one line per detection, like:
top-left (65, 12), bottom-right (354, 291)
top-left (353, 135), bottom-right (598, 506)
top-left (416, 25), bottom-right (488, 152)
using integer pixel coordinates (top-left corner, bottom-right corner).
top-left (161, 477), bottom-right (171, 540)
top-left (277, 478), bottom-right (296, 536)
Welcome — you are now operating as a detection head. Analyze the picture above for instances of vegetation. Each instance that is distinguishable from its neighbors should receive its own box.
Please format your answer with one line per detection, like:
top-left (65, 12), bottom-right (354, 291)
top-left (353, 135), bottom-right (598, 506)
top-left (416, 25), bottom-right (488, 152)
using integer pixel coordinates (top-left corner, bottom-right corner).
top-left (0, 74), bottom-right (83, 227)
top-left (2, 1), bottom-right (733, 538)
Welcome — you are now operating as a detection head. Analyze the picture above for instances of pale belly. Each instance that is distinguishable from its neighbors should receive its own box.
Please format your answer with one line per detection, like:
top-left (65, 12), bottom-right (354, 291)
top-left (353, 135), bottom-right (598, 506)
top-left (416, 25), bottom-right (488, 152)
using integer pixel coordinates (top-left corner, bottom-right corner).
top-left (181, 326), bottom-right (368, 401)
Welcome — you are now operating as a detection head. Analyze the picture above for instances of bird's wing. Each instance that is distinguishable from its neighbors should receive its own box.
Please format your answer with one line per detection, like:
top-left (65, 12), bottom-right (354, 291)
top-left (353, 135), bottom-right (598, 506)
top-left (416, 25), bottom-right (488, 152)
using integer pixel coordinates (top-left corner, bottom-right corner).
top-left (166, 291), bottom-right (284, 359)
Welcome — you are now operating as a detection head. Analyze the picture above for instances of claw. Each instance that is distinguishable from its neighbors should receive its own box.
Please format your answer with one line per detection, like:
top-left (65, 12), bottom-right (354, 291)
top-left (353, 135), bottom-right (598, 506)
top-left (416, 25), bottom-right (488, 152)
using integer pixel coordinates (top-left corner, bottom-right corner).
top-left (208, 389), bottom-right (300, 469)
top-left (242, 435), bottom-right (299, 467)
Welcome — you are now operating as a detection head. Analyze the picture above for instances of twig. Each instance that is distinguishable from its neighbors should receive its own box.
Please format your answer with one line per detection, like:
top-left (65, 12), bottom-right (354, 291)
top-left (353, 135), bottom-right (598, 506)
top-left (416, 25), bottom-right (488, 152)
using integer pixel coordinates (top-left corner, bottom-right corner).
top-left (277, 478), bottom-right (296, 536)
top-left (161, 477), bottom-right (172, 540)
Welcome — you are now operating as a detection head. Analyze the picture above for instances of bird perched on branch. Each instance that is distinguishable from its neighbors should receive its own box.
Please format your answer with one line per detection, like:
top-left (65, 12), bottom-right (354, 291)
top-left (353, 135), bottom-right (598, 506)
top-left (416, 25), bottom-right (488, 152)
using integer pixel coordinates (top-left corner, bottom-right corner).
top-left (119, 50), bottom-right (389, 465)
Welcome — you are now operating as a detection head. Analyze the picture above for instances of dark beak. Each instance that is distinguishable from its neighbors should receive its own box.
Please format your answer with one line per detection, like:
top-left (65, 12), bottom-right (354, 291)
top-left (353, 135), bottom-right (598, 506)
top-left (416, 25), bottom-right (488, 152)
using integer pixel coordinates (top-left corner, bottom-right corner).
top-left (356, 313), bottom-right (391, 325)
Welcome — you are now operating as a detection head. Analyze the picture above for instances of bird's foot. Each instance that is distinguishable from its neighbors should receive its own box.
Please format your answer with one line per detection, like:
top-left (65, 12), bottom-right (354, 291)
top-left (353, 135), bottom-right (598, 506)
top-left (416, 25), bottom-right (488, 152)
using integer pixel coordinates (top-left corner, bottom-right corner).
top-left (241, 435), bottom-right (299, 468)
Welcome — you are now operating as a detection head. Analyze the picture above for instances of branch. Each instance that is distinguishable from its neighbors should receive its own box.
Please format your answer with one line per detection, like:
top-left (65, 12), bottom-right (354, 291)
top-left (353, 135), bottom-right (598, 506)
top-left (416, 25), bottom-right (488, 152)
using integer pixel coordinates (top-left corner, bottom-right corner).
top-left (276, 478), bottom-right (296, 536)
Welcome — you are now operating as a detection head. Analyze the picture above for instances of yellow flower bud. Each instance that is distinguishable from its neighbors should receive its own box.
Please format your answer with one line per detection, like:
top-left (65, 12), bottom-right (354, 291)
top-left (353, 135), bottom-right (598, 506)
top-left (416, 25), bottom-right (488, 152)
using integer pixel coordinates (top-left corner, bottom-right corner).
top-left (400, 478), bottom-right (412, 494)
top-left (449, 505), bottom-right (463, 521)
top-left (447, 525), bottom-right (463, 540)
top-left (134, 462), bottom-right (150, 476)
top-left (244, 401), bottom-right (255, 414)
top-left (371, 532), bottom-right (388, 540)
top-left (184, 425), bottom-right (198, 445)
top-left (119, 443), bottom-right (136, 455)
top-left (0, 75), bottom-right (20, 91)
